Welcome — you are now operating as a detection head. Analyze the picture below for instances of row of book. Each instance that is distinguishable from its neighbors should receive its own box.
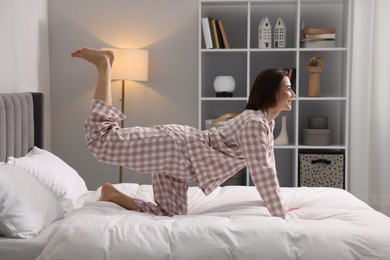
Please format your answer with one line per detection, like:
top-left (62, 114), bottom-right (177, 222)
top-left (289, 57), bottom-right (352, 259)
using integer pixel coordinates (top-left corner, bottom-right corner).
top-left (201, 17), bottom-right (230, 49)
top-left (300, 28), bottom-right (336, 48)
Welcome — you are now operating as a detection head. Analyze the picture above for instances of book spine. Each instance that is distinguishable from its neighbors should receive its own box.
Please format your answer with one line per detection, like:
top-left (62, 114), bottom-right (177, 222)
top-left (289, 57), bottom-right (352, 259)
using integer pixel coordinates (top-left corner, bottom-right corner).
top-left (211, 19), bottom-right (220, 49)
top-left (218, 20), bottom-right (230, 48)
top-left (304, 33), bottom-right (336, 40)
top-left (301, 28), bottom-right (335, 35)
top-left (201, 17), bottom-right (213, 49)
top-left (208, 17), bottom-right (216, 48)
top-left (215, 20), bottom-right (225, 48)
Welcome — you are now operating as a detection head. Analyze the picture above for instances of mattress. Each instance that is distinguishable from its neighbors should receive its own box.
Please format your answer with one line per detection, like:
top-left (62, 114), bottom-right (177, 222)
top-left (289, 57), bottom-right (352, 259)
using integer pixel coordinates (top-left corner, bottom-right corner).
top-left (1, 184), bottom-right (390, 260)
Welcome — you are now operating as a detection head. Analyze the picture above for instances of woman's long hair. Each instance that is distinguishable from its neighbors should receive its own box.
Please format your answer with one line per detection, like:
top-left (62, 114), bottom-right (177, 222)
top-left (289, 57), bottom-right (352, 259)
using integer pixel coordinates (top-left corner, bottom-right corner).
top-left (245, 68), bottom-right (288, 111)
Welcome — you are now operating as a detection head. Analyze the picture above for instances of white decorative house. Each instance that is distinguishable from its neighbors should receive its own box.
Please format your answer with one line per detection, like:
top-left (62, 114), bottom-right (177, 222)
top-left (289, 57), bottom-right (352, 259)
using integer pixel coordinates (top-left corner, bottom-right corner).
top-left (274, 17), bottom-right (286, 48)
top-left (258, 17), bottom-right (272, 48)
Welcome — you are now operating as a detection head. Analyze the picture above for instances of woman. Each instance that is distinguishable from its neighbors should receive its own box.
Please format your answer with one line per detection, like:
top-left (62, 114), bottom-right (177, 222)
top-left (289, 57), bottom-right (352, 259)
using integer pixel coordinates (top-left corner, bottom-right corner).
top-left (71, 47), bottom-right (296, 219)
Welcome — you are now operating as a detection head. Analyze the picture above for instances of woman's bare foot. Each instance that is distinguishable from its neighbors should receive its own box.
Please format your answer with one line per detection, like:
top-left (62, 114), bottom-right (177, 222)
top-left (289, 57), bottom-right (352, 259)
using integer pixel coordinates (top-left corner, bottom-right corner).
top-left (72, 47), bottom-right (114, 104)
top-left (71, 47), bottom-right (114, 68)
top-left (98, 182), bottom-right (140, 211)
top-left (98, 182), bottom-right (118, 202)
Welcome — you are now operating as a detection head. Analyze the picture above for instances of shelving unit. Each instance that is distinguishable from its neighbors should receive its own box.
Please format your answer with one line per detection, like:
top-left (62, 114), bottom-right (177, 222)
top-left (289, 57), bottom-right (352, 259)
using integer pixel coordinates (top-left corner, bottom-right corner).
top-left (198, 0), bottom-right (352, 189)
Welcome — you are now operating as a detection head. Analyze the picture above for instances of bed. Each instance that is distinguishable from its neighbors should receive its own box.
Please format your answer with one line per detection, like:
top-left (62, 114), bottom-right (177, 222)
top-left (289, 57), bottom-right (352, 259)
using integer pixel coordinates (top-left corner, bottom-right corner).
top-left (1, 92), bottom-right (390, 260)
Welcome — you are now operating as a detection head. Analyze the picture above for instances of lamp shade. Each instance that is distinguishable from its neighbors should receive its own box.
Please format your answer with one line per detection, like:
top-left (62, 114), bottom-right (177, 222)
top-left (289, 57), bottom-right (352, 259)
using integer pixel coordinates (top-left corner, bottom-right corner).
top-left (106, 48), bottom-right (148, 81)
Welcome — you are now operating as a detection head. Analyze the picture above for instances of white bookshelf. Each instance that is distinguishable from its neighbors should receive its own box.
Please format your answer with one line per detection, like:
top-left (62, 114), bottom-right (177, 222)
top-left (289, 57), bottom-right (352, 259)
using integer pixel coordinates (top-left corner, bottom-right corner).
top-left (198, 0), bottom-right (352, 188)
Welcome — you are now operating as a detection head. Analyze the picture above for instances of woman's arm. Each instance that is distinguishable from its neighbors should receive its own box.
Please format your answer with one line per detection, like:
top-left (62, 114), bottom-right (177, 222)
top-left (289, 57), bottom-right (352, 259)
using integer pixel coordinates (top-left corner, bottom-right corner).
top-left (238, 120), bottom-right (286, 219)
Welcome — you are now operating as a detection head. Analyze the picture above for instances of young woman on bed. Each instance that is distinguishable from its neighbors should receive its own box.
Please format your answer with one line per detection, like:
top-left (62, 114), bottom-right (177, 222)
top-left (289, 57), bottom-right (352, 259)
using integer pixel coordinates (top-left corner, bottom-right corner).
top-left (71, 47), bottom-right (296, 219)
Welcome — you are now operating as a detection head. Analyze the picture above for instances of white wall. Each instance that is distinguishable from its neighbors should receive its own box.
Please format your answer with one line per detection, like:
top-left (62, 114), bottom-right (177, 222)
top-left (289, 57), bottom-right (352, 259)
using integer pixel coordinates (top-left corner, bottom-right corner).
top-left (48, 0), bottom-right (199, 189)
top-left (0, 0), bottom-right (51, 147)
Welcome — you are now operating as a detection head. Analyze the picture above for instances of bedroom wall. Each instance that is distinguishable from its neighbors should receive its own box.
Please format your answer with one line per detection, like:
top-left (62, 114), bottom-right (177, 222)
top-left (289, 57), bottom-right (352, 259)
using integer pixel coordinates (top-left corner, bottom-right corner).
top-left (0, 0), bottom-right (51, 148)
top-left (48, 0), bottom-right (199, 189)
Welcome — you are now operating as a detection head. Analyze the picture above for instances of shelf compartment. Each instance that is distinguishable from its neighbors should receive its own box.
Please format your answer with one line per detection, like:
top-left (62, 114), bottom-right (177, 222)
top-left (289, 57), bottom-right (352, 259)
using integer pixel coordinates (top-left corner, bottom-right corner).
top-left (201, 52), bottom-right (247, 98)
top-left (250, 51), bottom-right (297, 88)
top-left (250, 1), bottom-right (298, 49)
top-left (300, 0), bottom-right (350, 48)
top-left (200, 100), bottom-right (247, 130)
top-left (200, 1), bottom-right (248, 49)
top-left (298, 100), bottom-right (347, 146)
top-left (298, 50), bottom-right (348, 97)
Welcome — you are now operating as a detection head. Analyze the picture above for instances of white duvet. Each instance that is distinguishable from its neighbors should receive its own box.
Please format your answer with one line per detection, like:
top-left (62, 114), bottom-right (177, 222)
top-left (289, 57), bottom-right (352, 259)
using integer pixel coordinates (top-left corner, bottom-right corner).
top-left (33, 184), bottom-right (390, 260)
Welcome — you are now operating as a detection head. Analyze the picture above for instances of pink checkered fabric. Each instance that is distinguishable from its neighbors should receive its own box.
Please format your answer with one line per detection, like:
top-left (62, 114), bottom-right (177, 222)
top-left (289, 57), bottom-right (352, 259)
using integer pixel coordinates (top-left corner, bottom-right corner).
top-left (85, 99), bottom-right (286, 218)
top-left (133, 173), bottom-right (189, 216)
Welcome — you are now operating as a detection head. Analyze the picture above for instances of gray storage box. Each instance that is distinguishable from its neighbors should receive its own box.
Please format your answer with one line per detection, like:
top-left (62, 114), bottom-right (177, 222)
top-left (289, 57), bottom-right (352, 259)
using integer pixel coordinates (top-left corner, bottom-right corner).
top-left (299, 152), bottom-right (344, 189)
top-left (308, 116), bottom-right (328, 129)
top-left (303, 128), bottom-right (331, 145)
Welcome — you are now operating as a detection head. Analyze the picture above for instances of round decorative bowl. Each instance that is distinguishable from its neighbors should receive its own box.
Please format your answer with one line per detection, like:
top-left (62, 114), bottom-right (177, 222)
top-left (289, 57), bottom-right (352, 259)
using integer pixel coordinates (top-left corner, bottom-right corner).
top-left (213, 76), bottom-right (236, 94)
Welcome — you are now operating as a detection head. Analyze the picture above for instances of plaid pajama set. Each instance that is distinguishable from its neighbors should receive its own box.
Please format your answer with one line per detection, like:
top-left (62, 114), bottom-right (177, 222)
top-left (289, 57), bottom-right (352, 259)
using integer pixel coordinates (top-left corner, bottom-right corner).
top-left (85, 99), bottom-right (286, 219)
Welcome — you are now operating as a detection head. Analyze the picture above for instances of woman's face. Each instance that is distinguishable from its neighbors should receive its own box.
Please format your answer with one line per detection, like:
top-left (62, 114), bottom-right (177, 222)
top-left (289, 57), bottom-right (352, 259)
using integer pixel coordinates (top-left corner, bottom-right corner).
top-left (275, 76), bottom-right (296, 111)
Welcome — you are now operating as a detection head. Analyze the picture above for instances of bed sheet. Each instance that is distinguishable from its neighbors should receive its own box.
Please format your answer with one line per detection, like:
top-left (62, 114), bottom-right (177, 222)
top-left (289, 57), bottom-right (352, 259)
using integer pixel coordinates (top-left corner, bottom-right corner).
top-left (30, 184), bottom-right (390, 260)
top-left (0, 236), bottom-right (47, 260)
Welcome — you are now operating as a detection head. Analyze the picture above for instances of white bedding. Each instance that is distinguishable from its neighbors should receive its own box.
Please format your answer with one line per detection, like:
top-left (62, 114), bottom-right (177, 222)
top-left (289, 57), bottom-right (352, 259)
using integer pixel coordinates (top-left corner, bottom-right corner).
top-left (2, 184), bottom-right (390, 260)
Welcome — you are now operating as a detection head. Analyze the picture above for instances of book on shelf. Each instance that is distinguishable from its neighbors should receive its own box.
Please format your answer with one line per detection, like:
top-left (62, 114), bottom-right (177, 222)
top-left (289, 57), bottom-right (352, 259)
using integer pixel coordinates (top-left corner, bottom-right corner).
top-left (300, 27), bottom-right (336, 48)
top-left (218, 20), bottom-right (230, 48)
top-left (215, 20), bottom-right (225, 48)
top-left (201, 17), bottom-right (213, 49)
top-left (201, 17), bottom-right (230, 49)
top-left (211, 19), bottom-right (220, 49)
top-left (301, 28), bottom-right (335, 35)
top-left (300, 39), bottom-right (335, 48)
top-left (304, 33), bottom-right (336, 40)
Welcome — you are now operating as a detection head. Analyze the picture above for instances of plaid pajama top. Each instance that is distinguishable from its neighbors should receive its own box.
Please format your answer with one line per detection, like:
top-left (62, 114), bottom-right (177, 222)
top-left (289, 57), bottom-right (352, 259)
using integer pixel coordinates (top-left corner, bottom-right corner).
top-left (85, 99), bottom-right (286, 218)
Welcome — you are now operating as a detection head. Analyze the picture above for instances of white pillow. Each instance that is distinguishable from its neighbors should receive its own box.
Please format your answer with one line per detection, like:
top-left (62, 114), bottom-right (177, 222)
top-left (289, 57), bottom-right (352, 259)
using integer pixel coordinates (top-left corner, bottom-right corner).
top-left (8, 147), bottom-right (88, 212)
top-left (0, 164), bottom-right (64, 239)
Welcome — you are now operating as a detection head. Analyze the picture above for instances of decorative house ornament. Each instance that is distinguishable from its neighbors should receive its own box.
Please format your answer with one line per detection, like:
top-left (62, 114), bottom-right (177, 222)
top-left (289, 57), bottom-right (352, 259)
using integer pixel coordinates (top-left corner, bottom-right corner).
top-left (274, 18), bottom-right (286, 48)
top-left (258, 17), bottom-right (272, 48)
top-left (213, 75), bottom-right (235, 97)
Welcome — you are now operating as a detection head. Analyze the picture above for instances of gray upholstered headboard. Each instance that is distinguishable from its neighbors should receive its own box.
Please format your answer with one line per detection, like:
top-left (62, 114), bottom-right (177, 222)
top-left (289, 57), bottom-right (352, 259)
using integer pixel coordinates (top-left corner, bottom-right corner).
top-left (0, 92), bottom-right (44, 162)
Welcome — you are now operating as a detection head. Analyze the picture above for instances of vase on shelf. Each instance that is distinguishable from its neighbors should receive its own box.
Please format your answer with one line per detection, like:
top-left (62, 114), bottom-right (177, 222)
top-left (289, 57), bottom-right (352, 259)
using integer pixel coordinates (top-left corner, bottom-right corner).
top-left (213, 75), bottom-right (235, 97)
top-left (275, 116), bottom-right (288, 145)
